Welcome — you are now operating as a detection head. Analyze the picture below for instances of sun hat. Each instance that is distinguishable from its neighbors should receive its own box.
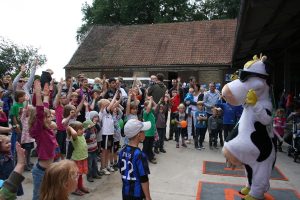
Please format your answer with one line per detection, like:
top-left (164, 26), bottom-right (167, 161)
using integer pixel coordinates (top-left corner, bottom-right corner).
top-left (83, 120), bottom-right (95, 129)
top-left (124, 119), bottom-right (151, 138)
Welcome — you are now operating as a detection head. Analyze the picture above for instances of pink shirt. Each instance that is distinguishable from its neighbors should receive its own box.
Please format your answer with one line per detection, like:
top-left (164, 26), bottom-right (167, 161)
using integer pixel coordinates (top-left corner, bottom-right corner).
top-left (30, 106), bottom-right (56, 160)
top-left (20, 112), bottom-right (35, 144)
top-left (55, 105), bottom-right (65, 131)
top-left (274, 117), bottom-right (286, 136)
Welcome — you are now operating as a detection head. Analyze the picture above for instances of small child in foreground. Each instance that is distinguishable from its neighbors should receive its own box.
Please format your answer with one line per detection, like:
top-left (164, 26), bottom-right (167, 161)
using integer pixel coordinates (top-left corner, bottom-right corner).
top-left (118, 119), bottom-right (152, 200)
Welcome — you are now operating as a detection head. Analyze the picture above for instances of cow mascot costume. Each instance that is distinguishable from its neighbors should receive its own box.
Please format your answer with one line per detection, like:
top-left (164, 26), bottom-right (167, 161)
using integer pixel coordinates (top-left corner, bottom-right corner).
top-left (222, 55), bottom-right (275, 200)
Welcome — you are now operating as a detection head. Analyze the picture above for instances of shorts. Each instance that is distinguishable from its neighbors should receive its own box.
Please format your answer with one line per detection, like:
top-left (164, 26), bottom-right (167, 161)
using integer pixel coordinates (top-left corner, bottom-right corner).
top-left (74, 159), bottom-right (88, 174)
top-left (56, 130), bottom-right (67, 155)
top-left (101, 135), bottom-right (113, 150)
top-left (113, 141), bottom-right (120, 153)
top-left (21, 142), bottom-right (34, 151)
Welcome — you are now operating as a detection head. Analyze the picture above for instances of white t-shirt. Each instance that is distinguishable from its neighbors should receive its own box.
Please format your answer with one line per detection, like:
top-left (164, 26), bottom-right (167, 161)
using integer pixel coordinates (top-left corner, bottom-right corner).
top-left (99, 108), bottom-right (114, 135)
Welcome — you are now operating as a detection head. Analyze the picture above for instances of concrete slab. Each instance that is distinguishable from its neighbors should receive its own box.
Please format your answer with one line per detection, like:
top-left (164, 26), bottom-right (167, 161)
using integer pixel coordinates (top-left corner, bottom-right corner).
top-left (17, 138), bottom-right (300, 200)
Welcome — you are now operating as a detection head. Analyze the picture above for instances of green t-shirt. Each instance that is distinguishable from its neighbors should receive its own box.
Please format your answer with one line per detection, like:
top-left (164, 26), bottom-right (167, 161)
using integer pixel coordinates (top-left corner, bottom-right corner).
top-left (143, 109), bottom-right (156, 137)
top-left (71, 135), bottom-right (88, 161)
top-left (9, 102), bottom-right (24, 119)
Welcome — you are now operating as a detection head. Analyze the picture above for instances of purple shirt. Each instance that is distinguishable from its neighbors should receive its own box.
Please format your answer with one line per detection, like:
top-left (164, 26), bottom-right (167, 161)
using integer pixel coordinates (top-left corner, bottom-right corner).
top-left (30, 106), bottom-right (56, 160)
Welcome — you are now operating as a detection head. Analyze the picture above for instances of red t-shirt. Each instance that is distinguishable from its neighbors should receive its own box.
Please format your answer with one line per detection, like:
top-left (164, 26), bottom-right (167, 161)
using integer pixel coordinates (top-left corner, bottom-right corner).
top-left (171, 94), bottom-right (180, 113)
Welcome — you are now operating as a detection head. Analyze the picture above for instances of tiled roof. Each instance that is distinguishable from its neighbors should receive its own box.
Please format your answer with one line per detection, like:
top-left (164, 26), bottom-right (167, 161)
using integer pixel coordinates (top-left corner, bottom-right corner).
top-left (66, 19), bottom-right (237, 68)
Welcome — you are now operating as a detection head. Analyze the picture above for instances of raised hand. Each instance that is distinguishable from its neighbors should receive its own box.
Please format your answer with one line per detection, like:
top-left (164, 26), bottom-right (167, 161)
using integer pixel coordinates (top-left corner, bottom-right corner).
top-left (33, 58), bottom-right (39, 66)
top-left (20, 64), bottom-right (27, 73)
top-left (16, 142), bottom-right (26, 166)
top-left (34, 79), bottom-right (42, 94)
top-left (43, 83), bottom-right (50, 96)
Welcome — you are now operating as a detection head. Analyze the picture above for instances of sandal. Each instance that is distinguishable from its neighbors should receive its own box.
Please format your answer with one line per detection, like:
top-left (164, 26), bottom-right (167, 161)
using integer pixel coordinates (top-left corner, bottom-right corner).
top-left (80, 187), bottom-right (90, 193)
top-left (72, 189), bottom-right (84, 196)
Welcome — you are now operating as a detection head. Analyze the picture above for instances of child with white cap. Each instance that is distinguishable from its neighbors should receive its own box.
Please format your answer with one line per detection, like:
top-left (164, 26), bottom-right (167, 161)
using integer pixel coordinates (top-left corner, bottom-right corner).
top-left (118, 119), bottom-right (152, 200)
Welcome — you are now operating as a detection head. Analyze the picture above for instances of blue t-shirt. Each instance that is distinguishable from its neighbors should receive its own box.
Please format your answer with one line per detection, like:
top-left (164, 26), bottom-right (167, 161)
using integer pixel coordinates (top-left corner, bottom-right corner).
top-left (195, 110), bottom-right (207, 128)
top-left (118, 145), bottom-right (150, 198)
top-left (216, 100), bottom-right (236, 125)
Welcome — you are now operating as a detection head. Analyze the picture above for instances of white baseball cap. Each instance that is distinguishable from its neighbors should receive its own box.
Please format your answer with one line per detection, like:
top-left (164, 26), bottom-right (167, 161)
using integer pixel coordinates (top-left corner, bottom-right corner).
top-left (124, 119), bottom-right (151, 138)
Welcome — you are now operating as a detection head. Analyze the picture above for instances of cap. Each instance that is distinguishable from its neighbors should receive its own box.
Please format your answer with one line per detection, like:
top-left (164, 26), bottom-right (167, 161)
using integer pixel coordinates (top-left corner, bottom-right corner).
top-left (83, 120), bottom-right (95, 129)
top-left (124, 119), bottom-right (151, 138)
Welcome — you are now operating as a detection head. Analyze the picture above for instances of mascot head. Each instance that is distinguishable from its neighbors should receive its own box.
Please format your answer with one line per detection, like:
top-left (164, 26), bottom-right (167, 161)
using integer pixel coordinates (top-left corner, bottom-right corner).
top-left (222, 55), bottom-right (272, 106)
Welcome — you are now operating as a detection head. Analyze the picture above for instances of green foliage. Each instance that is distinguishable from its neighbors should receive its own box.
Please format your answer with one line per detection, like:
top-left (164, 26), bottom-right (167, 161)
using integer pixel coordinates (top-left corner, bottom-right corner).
top-left (76, 0), bottom-right (240, 42)
top-left (198, 0), bottom-right (240, 20)
top-left (0, 37), bottom-right (47, 77)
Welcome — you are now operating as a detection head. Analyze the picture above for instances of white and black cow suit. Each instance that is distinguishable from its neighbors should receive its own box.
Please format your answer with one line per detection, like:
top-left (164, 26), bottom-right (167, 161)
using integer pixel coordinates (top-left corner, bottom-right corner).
top-left (222, 55), bottom-right (276, 200)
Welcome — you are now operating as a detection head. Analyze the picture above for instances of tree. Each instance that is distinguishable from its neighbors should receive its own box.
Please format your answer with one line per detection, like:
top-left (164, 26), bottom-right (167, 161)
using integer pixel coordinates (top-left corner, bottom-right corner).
top-left (0, 37), bottom-right (47, 77)
top-left (76, 0), bottom-right (198, 42)
top-left (198, 0), bottom-right (240, 20)
top-left (76, 0), bottom-right (240, 42)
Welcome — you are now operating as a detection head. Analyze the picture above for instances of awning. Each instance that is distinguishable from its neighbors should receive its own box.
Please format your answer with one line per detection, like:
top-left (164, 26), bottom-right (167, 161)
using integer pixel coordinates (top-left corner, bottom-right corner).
top-left (232, 0), bottom-right (300, 67)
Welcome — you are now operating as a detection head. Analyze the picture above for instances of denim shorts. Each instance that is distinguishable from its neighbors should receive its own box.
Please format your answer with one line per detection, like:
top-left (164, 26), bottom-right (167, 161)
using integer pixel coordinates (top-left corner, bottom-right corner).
top-left (32, 163), bottom-right (46, 200)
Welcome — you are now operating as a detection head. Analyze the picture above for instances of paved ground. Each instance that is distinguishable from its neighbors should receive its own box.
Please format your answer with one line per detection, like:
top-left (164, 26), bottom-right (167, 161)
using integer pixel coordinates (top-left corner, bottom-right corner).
top-left (18, 136), bottom-right (300, 200)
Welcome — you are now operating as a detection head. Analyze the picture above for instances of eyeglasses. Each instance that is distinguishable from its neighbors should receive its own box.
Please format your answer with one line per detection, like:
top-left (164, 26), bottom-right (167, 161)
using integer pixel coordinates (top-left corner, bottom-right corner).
top-left (18, 80), bottom-right (26, 83)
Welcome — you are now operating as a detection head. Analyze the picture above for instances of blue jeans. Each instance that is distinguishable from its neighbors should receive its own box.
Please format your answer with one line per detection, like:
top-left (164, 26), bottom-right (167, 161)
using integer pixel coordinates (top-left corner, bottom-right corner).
top-left (32, 163), bottom-right (46, 200)
top-left (88, 151), bottom-right (98, 177)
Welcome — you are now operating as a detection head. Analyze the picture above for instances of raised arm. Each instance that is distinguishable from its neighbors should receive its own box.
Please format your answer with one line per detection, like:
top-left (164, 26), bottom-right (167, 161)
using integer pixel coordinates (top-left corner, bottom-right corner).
top-left (107, 91), bottom-right (118, 112)
top-left (145, 97), bottom-right (153, 114)
top-left (67, 126), bottom-right (78, 140)
top-left (12, 64), bottom-right (26, 92)
top-left (126, 90), bottom-right (132, 115)
top-left (24, 59), bottom-right (38, 92)
top-left (53, 79), bottom-right (63, 109)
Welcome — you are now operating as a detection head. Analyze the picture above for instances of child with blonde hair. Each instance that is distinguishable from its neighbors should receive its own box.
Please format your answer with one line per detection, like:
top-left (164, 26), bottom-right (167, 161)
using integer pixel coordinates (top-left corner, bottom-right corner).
top-left (40, 160), bottom-right (78, 200)
top-left (98, 91), bottom-right (119, 174)
top-left (20, 104), bottom-right (35, 171)
top-left (29, 81), bottom-right (57, 200)
top-left (174, 103), bottom-right (188, 148)
top-left (67, 121), bottom-right (89, 196)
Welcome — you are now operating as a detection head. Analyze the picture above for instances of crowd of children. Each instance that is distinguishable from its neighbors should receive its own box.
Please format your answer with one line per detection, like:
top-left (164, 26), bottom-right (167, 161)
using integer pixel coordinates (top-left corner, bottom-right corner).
top-left (1, 65), bottom-right (300, 200)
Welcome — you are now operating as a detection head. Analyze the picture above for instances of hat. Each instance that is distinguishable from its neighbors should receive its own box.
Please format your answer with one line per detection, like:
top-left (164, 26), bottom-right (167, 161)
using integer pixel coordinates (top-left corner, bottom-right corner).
top-left (83, 120), bottom-right (95, 129)
top-left (124, 119), bottom-right (151, 138)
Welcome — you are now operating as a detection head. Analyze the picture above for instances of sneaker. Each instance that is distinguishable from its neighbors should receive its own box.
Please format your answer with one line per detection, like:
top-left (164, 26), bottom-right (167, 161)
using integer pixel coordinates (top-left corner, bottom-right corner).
top-left (101, 168), bottom-right (111, 175)
top-left (107, 166), bottom-right (115, 172)
top-left (87, 176), bottom-right (94, 182)
top-left (113, 164), bottom-right (119, 171)
top-left (200, 146), bottom-right (205, 150)
top-left (149, 159), bottom-right (157, 164)
top-left (185, 140), bottom-right (191, 144)
top-left (176, 143), bottom-right (179, 148)
top-left (214, 146), bottom-right (219, 149)
top-left (97, 170), bottom-right (104, 176)
top-left (182, 143), bottom-right (187, 148)
top-left (93, 174), bottom-right (102, 179)
top-left (197, 147), bottom-right (202, 150)
top-left (160, 149), bottom-right (166, 153)
top-left (154, 149), bottom-right (160, 154)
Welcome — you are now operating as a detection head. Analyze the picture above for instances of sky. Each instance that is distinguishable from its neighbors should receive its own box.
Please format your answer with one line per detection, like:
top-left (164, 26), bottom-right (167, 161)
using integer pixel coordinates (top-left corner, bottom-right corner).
top-left (0, 0), bottom-right (92, 80)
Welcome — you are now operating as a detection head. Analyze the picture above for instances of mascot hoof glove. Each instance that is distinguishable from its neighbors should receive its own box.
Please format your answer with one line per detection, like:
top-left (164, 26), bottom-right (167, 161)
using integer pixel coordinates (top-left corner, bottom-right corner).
top-left (240, 186), bottom-right (250, 195)
top-left (242, 194), bottom-right (259, 200)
